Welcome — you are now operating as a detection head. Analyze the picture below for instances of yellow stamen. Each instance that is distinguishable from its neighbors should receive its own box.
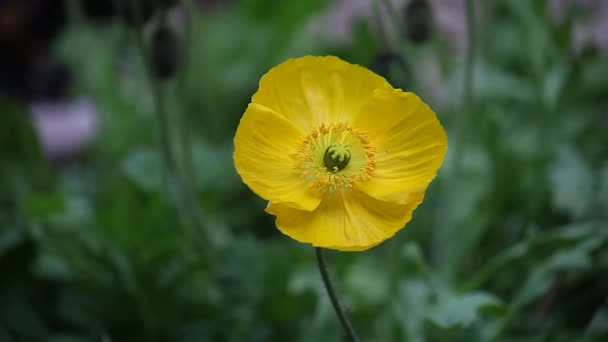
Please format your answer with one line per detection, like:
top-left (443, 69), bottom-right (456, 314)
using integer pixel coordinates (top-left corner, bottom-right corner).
top-left (292, 122), bottom-right (376, 193)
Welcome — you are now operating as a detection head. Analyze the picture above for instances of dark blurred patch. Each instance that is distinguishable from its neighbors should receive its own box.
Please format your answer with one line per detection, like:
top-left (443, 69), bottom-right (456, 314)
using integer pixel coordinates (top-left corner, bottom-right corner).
top-left (0, 0), bottom-right (181, 102)
top-left (28, 56), bottom-right (72, 101)
top-left (150, 25), bottom-right (180, 80)
top-left (0, 0), bottom-right (67, 100)
top-left (113, 0), bottom-right (157, 26)
top-left (156, 0), bottom-right (179, 10)
top-left (113, 0), bottom-right (180, 26)
top-left (80, 0), bottom-right (116, 21)
top-left (402, 0), bottom-right (433, 44)
top-left (369, 51), bottom-right (411, 90)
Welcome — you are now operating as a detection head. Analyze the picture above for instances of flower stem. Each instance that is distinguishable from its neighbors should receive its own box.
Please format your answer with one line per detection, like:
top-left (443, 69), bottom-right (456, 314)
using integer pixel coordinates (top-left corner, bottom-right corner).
top-left (372, 0), bottom-right (390, 51)
top-left (315, 247), bottom-right (360, 342)
top-left (431, 0), bottom-right (476, 278)
top-left (130, 0), bottom-right (216, 266)
top-left (451, 0), bottom-right (476, 178)
top-left (379, 0), bottom-right (404, 37)
top-left (177, 0), bottom-right (196, 186)
top-left (464, 0), bottom-right (476, 113)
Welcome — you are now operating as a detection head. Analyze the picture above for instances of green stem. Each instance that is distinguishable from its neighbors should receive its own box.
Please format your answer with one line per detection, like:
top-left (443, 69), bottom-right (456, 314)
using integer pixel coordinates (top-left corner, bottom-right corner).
top-left (131, 5), bottom-right (174, 188)
top-left (315, 248), bottom-right (360, 342)
top-left (451, 0), bottom-right (477, 178)
top-left (130, 0), bottom-right (216, 266)
top-left (372, 0), bottom-right (390, 51)
top-left (178, 0), bottom-right (196, 185)
top-left (379, 0), bottom-right (405, 37)
top-left (452, 0), bottom-right (476, 174)
top-left (462, 243), bottom-right (527, 290)
top-left (431, 0), bottom-right (476, 274)
top-left (464, 0), bottom-right (476, 114)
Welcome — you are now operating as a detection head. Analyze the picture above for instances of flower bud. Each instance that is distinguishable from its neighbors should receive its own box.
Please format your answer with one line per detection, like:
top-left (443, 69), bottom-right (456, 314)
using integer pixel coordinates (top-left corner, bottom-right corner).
top-left (402, 0), bottom-right (433, 44)
top-left (149, 26), bottom-right (180, 80)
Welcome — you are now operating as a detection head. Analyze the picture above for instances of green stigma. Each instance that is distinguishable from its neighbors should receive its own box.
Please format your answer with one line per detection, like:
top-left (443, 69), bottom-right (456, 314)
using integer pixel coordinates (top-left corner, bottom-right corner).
top-left (324, 144), bottom-right (351, 172)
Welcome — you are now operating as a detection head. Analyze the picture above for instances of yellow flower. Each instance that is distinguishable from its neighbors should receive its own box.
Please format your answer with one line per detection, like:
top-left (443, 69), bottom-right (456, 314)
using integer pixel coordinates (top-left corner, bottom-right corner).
top-left (234, 56), bottom-right (447, 251)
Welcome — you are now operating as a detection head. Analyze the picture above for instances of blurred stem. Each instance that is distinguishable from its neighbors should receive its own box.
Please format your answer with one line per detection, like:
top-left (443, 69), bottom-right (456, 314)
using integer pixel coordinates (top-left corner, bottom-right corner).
top-left (372, 0), bottom-right (390, 51)
top-left (131, 4), bottom-right (174, 187)
top-left (315, 248), bottom-right (360, 342)
top-left (452, 0), bottom-right (476, 170)
top-left (131, 0), bottom-right (216, 266)
top-left (462, 243), bottom-right (526, 290)
top-left (464, 0), bottom-right (476, 116)
top-left (431, 0), bottom-right (476, 274)
top-left (379, 0), bottom-right (404, 37)
top-left (178, 0), bottom-right (195, 185)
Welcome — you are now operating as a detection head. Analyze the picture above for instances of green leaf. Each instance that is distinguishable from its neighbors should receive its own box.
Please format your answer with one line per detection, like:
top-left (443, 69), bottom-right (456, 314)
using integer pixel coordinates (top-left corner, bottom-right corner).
top-left (585, 302), bottom-right (608, 340)
top-left (548, 145), bottom-right (593, 219)
top-left (542, 63), bottom-right (569, 112)
top-left (471, 60), bottom-right (536, 102)
top-left (401, 242), bottom-right (428, 274)
top-left (121, 147), bottom-right (162, 191)
top-left (241, 0), bottom-right (327, 32)
top-left (425, 292), bottom-right (504, 329)
top-left (345, 262), bottom-right (390, 306)
top-left (598, 162), bottom-right (608, 216)
top-left (393, 278), bottom-right (433, 342)
top-left (192, 142), bottom-right (238, 192)
top-left (512, 236), bottom-right (605, 310)
top-left (25, 192), bottom-right (66, 219)
top-left (580, 55), bottom-right (608, 100)
top-left (0, 228), bottom-right (24, 260)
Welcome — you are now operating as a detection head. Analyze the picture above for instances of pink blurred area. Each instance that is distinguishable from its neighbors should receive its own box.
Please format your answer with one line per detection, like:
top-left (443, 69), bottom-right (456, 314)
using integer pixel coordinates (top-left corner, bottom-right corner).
top-left (311, 0), bottom-right (608, 52)
top-left (23, 0), bottom-right (608, 161)
top-left (549, 0), bottom-right (608, 52)
top-left (29, 97), bottom-right (99, 160)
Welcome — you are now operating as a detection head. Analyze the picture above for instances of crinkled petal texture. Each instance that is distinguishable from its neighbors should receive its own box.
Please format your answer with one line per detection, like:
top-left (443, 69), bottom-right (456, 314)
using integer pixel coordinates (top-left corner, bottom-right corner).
top-left (234, 55), bottom-right (447, 251)
top-left (252, 56), bottom-right (392, 129)
top-left (233, 103), bottom-right (322, 211)
top-left (266, 190), bottom-right (425, 251)
top-left (354, 88), bottom-right (447, 204)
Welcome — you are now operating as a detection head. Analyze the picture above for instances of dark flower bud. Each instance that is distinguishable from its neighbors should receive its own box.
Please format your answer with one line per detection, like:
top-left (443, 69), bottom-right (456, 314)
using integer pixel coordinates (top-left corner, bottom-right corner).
top-left (149, 26), bottom-right (180, 80)
top-left (402, 0), bottom-right (433, 44)
top-left (369, 52), bottom-right (411, 90)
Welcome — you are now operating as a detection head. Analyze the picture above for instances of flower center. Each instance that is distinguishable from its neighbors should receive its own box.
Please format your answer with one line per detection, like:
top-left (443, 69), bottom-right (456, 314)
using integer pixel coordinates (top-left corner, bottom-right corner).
top-left (293, 122), bottom-right (376, 193)
top-left (324, 144), bottom-right (351, 172)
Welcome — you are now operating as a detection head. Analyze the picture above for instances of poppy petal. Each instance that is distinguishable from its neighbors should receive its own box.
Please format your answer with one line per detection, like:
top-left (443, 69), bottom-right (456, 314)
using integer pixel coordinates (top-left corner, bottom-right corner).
top-left (252, 56), bottom-right (392, 131)
top-left (234, 103), bottom-right (322, 211)
top-left (353, 88), bottom-right (447, 204)
top-left (266, 190), bottom-right (422, 251)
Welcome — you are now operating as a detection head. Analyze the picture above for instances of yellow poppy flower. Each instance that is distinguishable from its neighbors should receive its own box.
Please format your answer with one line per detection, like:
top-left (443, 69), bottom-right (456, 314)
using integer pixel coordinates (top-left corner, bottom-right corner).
top-left (234, 56), bottom-right (447, 251)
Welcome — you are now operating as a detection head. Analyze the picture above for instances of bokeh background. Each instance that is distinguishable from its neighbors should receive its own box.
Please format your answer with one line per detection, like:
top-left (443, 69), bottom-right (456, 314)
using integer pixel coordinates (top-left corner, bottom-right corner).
top-left (1, 0), bottom-right (607, 341)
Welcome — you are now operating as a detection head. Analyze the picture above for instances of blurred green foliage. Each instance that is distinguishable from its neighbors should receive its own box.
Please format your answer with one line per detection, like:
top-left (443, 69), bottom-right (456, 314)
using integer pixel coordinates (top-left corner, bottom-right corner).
top-left (1, 0), bottom-right (608, 341)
